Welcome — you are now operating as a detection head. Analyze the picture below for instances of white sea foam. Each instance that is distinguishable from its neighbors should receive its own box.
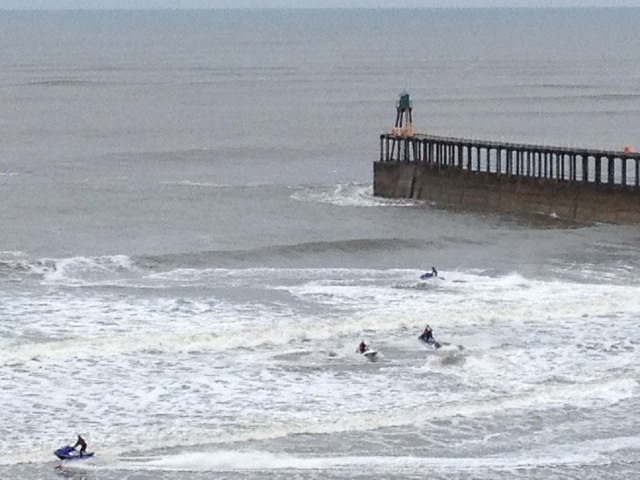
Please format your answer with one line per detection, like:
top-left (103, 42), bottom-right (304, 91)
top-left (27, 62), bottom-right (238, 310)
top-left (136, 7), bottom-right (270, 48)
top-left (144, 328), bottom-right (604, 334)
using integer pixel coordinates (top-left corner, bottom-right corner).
top-left (291, 183), bottom-right (423, 207)
top-left (9, 374), bottom-right (632, 467)
top-left (27, 254), bottom-right (138, 285)
top-left (2, 267), bottom-right (639, 470)
top-left (160, 180), bottom-right (230, 187)
top-left (116, 450), bottom-right (366, 471)
top-left (2, 267), bottom-right (639, 362)
top-left (0, 251), bottom-right (25, 257)
top-left (108, 444), bottom-right (622, 473)
top-left (159, 180), bottom-right (273, 188)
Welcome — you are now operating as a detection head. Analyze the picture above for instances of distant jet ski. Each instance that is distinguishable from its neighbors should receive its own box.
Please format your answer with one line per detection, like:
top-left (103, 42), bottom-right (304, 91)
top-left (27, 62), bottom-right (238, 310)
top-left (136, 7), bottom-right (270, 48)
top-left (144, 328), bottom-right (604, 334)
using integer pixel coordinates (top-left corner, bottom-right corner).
top-left (357, 341), bottom-right (378, 360)
top-left (362, 349), bottom-right (378, 360)
top-left (420, 267), bottom-right (438, 280)
top-left (418, 334), bottom-right (441, 349)
top-left (54, 446), bottom-right (94, 461)
top-left (418, 325), bottom-right (441, 349)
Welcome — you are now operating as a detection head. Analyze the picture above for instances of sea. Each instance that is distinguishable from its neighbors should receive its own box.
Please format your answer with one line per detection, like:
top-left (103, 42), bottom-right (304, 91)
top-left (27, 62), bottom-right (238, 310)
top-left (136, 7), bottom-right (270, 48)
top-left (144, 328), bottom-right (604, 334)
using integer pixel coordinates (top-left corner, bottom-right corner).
top-left (1, 7), bottom-right (640, 480)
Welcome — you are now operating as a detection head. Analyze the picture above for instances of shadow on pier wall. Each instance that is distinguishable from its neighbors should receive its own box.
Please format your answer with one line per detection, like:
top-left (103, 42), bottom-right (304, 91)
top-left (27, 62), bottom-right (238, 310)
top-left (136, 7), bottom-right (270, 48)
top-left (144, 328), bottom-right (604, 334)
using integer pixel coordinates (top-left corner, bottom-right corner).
top-left (374, 161), bottom-right (640, 224)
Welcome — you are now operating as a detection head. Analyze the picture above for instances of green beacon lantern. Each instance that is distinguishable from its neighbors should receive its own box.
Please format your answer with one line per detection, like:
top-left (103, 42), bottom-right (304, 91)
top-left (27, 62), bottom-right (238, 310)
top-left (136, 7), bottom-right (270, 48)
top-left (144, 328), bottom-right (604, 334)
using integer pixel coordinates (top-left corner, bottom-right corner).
top-left (391, 92), bottom-right (414, 137)
top-left (398, 93), bottom-right (411, 110)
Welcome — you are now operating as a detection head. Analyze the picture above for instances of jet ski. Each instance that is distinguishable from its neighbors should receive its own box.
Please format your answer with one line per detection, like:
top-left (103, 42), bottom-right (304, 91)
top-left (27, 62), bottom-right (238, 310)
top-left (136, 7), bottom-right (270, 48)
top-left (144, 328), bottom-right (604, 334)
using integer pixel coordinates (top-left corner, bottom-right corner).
top-left (54, 446), bottom-right (94, 461)
top-left (418, 333), bottom-right (441, 349)
top-left (362, 349), bottom-right (378, 360)
top-left (357, 343), bottom-right (378, 360)
top-left (420, 267), bottom-right (438, 280)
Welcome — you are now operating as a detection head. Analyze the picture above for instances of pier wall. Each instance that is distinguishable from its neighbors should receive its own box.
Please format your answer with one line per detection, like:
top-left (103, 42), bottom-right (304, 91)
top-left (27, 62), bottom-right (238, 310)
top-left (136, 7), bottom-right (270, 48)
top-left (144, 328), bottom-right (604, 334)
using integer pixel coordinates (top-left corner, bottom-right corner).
top-left (374, 161), bottom-right (640, 224)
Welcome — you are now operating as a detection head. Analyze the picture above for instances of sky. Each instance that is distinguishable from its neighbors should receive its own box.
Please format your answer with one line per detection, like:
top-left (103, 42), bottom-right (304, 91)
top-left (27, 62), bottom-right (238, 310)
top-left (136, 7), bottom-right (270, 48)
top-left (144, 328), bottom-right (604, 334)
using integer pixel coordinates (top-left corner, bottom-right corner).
top-left (2, 0), bottom-right (640, 9)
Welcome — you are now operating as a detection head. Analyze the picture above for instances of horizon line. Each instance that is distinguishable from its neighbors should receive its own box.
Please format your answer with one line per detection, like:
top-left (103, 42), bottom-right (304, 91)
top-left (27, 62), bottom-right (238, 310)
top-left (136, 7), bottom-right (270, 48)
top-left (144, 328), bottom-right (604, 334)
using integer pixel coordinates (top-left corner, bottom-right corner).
top-left (2, 5), bottom-right (640, 10)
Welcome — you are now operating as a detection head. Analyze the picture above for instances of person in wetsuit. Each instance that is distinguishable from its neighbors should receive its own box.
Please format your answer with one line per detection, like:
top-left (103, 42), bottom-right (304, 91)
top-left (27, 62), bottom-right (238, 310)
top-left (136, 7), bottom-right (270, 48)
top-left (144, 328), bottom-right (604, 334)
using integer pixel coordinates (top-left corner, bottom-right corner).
top-left (357, 340), bottom-right (368, 353)
top-left (73, 435), bottom-right (87, 456)
top-left (421, 325), bottom-right (434, 342)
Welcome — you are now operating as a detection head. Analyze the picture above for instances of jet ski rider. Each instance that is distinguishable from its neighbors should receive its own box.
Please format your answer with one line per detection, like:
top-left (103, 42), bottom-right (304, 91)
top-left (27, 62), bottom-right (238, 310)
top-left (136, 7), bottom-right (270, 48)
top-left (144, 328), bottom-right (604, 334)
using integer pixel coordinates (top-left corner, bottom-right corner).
top-left (421, 325), bottom-right (434, 342)
top-left (73, 435), bottom-right (87, 456)
top-left (357, 340), bottom-right (368, 353)
top-left (420, 267), bottom-right (438, 280)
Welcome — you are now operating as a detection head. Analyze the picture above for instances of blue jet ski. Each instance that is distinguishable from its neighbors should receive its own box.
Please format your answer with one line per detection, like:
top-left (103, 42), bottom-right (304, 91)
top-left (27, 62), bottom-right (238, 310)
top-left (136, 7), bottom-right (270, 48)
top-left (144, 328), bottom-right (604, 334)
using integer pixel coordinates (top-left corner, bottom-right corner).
top-left (420, 267), bottom-right (438, 280)
top-left (418, 333), bottom-right (441, 349)
top-left (54, 446), bottom-right (94, 461)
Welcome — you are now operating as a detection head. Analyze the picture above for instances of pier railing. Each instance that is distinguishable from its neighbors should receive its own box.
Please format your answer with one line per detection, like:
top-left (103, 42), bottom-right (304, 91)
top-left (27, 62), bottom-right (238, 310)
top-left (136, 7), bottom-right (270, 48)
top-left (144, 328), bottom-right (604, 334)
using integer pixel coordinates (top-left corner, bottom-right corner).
top-left (380, 133), bottom-right (640, 188)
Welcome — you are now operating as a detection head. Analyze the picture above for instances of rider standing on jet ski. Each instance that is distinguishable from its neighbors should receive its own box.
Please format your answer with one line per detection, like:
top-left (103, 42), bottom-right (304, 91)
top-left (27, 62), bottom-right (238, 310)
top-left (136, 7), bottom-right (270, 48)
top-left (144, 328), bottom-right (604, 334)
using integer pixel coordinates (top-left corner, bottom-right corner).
top-left (357, 340), bottom-right (368, 353)
top-left (73, 435), bottom-right (87, 456)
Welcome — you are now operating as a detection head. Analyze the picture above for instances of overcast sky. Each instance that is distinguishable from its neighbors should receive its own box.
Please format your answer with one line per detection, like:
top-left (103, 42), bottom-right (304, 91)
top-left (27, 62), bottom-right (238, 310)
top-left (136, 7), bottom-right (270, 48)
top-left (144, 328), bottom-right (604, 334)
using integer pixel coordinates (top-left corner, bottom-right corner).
top-left (3, 0), bottom-right (640, 9)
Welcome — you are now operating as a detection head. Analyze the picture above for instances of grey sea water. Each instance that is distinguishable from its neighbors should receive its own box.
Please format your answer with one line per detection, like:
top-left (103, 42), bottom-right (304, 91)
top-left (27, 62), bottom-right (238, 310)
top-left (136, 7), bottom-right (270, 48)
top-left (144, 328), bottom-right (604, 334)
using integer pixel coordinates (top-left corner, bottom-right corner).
top-left (1, 8), bottom-right (640, 479)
